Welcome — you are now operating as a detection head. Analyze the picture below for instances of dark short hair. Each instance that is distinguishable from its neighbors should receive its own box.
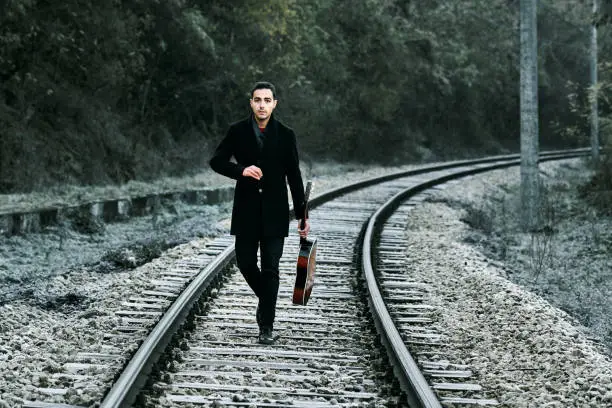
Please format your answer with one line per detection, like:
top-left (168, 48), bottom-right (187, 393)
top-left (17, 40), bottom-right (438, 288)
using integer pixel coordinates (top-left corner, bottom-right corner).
top-left (250, 81), bottom-right (277, 99)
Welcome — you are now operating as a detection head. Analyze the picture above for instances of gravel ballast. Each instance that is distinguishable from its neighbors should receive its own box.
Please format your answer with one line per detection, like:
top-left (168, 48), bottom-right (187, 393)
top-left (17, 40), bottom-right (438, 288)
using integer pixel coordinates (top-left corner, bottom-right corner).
top-left (403, 163), bottom-right (611, 406)
top-left (0, 158), bottom-right (610, 407)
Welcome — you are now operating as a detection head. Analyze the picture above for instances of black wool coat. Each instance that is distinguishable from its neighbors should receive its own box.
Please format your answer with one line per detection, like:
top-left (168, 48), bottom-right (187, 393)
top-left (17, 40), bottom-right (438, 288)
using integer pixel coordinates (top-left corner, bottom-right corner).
top-left (209, 114), bottom-right (306, 237)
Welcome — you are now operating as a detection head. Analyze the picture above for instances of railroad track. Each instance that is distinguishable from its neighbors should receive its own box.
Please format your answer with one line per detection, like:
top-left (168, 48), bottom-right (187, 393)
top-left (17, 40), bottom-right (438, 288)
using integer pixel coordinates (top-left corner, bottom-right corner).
top-left (20, 150), bottom-right (589, 408)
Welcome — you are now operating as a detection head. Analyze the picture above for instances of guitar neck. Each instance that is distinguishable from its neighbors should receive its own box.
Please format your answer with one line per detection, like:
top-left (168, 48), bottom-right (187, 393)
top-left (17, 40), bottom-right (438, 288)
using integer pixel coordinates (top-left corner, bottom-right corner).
top-left (301, 181), bottom-right (312, 225)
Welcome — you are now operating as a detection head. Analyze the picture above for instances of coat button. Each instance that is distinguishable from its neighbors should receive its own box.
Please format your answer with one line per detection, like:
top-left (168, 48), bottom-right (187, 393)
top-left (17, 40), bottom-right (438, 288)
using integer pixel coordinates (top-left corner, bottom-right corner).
top-left (258, 188), bottom-right (262, 193)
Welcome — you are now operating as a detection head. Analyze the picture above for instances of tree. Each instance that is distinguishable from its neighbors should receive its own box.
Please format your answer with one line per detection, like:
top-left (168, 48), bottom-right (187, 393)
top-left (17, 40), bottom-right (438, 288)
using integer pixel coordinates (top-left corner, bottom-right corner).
top-left (591, 0), bottom-right (600, 163)
top-left (597, 0), bottom-right (612, 25)
top-left (520, 0), bottom-right (540, 231)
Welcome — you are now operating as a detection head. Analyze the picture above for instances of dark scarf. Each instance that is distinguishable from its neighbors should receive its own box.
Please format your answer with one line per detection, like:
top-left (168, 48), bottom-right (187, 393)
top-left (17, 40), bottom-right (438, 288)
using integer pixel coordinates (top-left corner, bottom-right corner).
top-left (251, 116), bottom-right (266, 152)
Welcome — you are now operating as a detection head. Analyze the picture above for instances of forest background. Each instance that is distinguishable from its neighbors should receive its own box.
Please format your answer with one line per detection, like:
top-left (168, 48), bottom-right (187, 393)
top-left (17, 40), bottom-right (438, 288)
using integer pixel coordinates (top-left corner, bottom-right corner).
top-left (0, 0), bottom-right (610, 199)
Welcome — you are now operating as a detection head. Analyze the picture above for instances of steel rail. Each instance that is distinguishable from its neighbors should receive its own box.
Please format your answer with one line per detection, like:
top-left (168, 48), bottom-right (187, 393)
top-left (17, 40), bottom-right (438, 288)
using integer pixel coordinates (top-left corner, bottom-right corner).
top-left (99, 244), bottom-right (235, 407)
top-left (360, 151), bottom-right (586, 407)
top-left (100, 149), bottom-right (589, 407)
top-left (306, 148), bottom-right (589, 211)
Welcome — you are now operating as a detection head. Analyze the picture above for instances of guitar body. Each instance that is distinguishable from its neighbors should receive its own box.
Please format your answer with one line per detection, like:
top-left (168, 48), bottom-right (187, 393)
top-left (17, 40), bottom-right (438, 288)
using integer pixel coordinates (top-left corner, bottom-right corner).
top-left (293, 180), bottom-right (316, 306)
top-left (293, 237), bottom-right (317, 305)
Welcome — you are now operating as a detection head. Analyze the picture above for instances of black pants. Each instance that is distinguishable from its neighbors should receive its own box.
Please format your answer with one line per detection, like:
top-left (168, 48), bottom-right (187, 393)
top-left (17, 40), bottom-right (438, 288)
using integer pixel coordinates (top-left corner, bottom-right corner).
top-left (234, 235), bottom-right (285, 330)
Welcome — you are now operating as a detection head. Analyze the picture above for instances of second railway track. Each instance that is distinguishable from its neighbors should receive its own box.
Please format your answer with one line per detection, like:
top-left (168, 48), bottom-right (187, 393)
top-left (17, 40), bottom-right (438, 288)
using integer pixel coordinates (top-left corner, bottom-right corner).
top-left (18, 150), bottom-right (590, 408)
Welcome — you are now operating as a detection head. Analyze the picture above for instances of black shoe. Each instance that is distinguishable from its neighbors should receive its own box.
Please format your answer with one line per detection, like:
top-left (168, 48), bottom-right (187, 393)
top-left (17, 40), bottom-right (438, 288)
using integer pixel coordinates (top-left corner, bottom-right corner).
top-left (258, 327), bottom-right (277, 345)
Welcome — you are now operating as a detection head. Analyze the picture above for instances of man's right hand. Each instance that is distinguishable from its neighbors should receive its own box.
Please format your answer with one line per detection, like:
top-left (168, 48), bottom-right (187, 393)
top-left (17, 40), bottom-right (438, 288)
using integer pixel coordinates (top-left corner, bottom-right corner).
top-left (242, 165), bottom-right (263, 180)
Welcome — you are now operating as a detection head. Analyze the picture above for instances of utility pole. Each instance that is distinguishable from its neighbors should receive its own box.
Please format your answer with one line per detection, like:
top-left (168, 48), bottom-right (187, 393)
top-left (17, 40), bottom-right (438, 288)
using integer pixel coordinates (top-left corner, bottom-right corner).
top-left (590, 0), bottom-right (600, 163)
top-left (520, 0), bottom-right (540, 231)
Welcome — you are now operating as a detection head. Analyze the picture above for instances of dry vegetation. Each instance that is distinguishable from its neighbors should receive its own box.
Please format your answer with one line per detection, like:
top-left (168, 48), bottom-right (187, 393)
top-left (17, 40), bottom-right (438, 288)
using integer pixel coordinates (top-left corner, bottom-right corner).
top-left (446, 159), bottom-right (611, 351)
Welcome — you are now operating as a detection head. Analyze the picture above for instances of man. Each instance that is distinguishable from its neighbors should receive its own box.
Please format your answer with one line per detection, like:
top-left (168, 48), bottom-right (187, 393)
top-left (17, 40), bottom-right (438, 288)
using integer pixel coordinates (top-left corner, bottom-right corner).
top-left (210, 81), bottom-right (310, 344)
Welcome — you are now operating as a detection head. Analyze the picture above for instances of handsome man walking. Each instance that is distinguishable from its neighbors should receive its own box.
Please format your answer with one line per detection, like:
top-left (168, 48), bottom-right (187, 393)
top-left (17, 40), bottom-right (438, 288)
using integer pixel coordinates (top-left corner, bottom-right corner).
top-left (210, 81), bottom-right (310, 344)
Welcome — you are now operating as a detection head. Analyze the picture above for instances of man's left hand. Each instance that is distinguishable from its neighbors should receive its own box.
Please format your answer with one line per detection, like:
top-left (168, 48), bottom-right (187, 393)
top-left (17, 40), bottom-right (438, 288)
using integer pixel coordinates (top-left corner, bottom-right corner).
top-left (297, 219), bottom-right (310, 238)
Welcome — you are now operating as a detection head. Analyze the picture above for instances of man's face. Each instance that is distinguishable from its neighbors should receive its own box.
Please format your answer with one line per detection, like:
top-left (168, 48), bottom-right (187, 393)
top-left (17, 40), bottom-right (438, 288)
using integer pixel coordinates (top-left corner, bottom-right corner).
top-left (250, 88), bottom-right (277, 123)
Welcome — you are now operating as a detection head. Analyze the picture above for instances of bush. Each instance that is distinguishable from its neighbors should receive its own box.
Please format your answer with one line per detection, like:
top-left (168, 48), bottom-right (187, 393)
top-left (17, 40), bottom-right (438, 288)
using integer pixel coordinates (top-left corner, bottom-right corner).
top-left (579, 152), bottom-right (612, 215)
top-left (0, 0), bottom-right (602, 192)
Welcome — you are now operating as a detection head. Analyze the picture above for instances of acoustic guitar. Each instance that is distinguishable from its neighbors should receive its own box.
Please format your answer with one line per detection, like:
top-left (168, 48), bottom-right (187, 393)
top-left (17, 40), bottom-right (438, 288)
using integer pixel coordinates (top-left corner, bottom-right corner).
top-left (293, 181), bottom-right (317, 306)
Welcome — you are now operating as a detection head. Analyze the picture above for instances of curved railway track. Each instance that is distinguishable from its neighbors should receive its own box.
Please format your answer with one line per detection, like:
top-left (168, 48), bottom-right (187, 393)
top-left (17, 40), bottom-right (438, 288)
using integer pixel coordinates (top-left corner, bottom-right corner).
top-left (20, 150), bottom-right (589, 408)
